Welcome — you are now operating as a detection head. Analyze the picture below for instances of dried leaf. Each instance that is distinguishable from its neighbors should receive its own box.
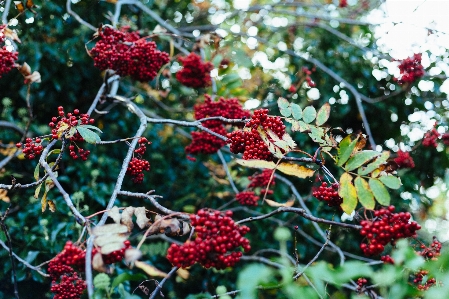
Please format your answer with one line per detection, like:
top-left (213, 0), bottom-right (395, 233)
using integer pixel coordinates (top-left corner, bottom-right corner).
top-left (353, 133), bottom-right (367, 153)
top-left (100, 242), bottom-right (125, 255)
top-left (108, 206), bottom-right (121, 224)
top-left (134, 207), bottom-right (150, 229)
top-left (236, 159), bottom-right (276, 170)
top-left (24, 71), bottom-right (41, 84)
top-left (34, 183), bottom-right (42, 199)
top-left (282, 133), bottom-right (297, 149)
top-left (25, 0), bottom-right (34, 9)
top-left (2, 27), bottom-right (21, 43)
top-left (14, 1), bottom-right (24, 13)
top-left (121, 207), bottom-right (135, 231)
top-left (277, 163), bottom-right (315, 179)
top-left (94, 234), bottom-right (128, 247)
top-left (148, 216), bottom-right (190, 236)
top-left (135, 261), bottom-right (168, 278)
top-left (41, 190), bottom-right (48, 213)
top-left (17, 62), bottom-right (31, 76)
top-left (0, 189), bottom-right (10, 203)
top-left (92, 224), bottom-right (129, 236)
top-left (124, 248), bottom-right (142, 264)
top-left (48, 200), bottom-right (56, 212)
top-left (92, 252), bottom-right (108, 273)
top-left (265, 199), bottom-right (294, 207)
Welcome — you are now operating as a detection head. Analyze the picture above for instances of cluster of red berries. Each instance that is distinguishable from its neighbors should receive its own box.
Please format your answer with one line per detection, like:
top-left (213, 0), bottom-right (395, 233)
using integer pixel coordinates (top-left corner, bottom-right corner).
top-left (248, 169), bottom-right (275, 190)
top-left (394, 54), bottom-right (424, 84)
top-left (380, 255), bottom-right (395, 264)
top-left (339, 0), bottom-right (348, 8)
top-left (236, 191), bottom-right (259, 206)
top-left (422, 127), bottom-right (440, 148)
top-left (359, 206), bottom-right (421, 256)
top-left (166, 209), bottom-right (251, 269)
top-left (312, 182), bottom-right (342, 208)
top-left (0, 26), bottom-right (18, 78)
top-left (302, 67), bottom-right (316, 87)
top-left (90, 27), bottom-right (170, 82)
top-left (126, 137), bottom-right (151, 183)
top-left (356, 278), bottom-right (368, 292)
top-left (227, 109), bottom-right (286, 160)
top-left (176, 53), bottom-right (214, 88)
top-left (15, 138), bottom-right (43, 160)
top-left (48, 241), bottom-right (86, 299)
top-left (185, 95), bottom-right (250, 155)
top-left (394, 150), bottom-right (415, 168)
top-left (418, 237), bottom-right (442, 260)
top-left (49, 107), bottom-right (95, 160)
top-left (413, 270), bottom-right (436, 290)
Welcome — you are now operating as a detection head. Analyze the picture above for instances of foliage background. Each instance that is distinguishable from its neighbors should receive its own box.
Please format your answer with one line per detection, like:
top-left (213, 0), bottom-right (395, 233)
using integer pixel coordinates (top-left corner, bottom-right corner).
top-left (1, 0), bottom-right (449, 298)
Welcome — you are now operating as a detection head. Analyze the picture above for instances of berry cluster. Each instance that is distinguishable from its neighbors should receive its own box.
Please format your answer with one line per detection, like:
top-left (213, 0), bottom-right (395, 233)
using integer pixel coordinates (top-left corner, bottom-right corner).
top-left (127, 157), bottom-right (151, 183)
top-left (176, 53), bottom-right (214, 88)
top-left (359, 206), bottom-right (421, 256)
top-left (236, 191), bottom-right (259, 206)
top-left (0, 26), bottom-right (18, 78)
top-left (49, 107), bottom-right (95, 160)
top-left (413, 270), bottom-right (436, 290)
top-left (48, 241), bottom-right (86, 299)
top-left (302, 67), bottom-right (316, 87)
top-left (15, 138), bottom-right (43, 160)
top-left (394, 150), bottom-right (415, 168)
top-left (418, 237), bottom-right (442, 259)
top-left (356, 278), bottom-right (368, 292)
top-left (186, 95), bottom-right (250, 155)
top-left (380, 255), bottom-right (395, 264)
top-left (90, 27), bottom-right (170, 82)
top-left (422, 127), bottom-right (440, 148)
top-left (394, 54), bottom-right (424, 84)
top-left (312, 182), bottom-right (342, 208)
top-left (166, 209), bottom-right (251, 269)
top-left (227, 109), bottom-right (286, 160)
top-left (248, 169), bottom-right (275, 190)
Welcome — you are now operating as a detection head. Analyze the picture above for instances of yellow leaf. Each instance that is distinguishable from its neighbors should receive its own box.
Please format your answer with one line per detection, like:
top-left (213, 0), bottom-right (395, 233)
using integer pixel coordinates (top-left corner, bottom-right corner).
top-left (277, 163), bottom-right (315, 179)
top-left (176, 268), bottom-right (190, 279)
top-left (339, 173), bottom-right (358, 214)
top-left (0, 189), bottom-right (10, 203)
top-left (135, 261), bottom-right (168, 278)
top-left (48, 200), bottom-right (56, 212)
top-left (265, 199), bottom-right (294, 207)
top-left (236, 159), bottom-right (276, 169)
top-left (57, 122), bottom-right (69, 138)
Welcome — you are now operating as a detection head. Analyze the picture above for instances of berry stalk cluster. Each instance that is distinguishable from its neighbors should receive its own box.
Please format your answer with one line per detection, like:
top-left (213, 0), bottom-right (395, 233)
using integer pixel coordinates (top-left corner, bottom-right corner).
top-left (312, 182), bottom-right (342, 208)
top-left (227, 108), bottom-right (286, 160)
top-left (16, 138), bottom-right (43, 160)
top-left (359, 206), bottom-right (421, 256)
top-left (176, 52), bottom-right (213, 88)
top-left (0, 25), bottom-right (18, 78)
top-left (236, 169), bottom-right (276, 206)
top-left (185, 95), bottom-right (250, 155)
top-left (49, 106), bottom-right (95, 160)
top-left (394, 53), bottom-right (424, 84)
top-left (394, 150), bottom-right (415, 168)
top-left (126, 137), bottom-right (151, 183)
top-left (90, 27), bottom-right (170, 82)
top-left (166, 209), bottom-right (251, 269)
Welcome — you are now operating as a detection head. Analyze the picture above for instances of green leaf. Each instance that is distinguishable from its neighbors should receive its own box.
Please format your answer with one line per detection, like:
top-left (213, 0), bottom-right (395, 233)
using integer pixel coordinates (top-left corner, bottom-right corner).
top-left (369, 178), bottom-right (390, 206)
top-left (336, 136), bottom-right (358, 167)
top-left (358, 151), bottom-right (390, 175)
top-left (279, 107), bottom-right (292, 117)
top-left (111, 273), bottom-right (147, 289)
top-left (282, 133), bottom-right (297, 149)
top-left (308, 126), bottom-right (325, 143)
top-left (220, 73), bottom-right (240, 84)
top-left (237, 264), bottom-right (273, 299)
top-left (212, 54), bottom-right (223, 67)
top-left (379, 175), bottom-right (402, 189)
top-left (290, 103), bottom-right (302, 120)
top-left (298, 120), bottom-right (310, 132)
top-left (93, 273), bottom-right (110, 291)
top-left (354, 176), bottom-right (375, 210)
top-left (277, 97), bottom-right (290, 109)
top-left (34, 163), bottom-right (40, 181)
top-left (333, 261), bottom-right (374, 285)
top-left (315, 103), bottom-right (331, 126)
top-left (77, 124), bottom-right (103, 133)
top-left (339, 173), bottom-right (358, 214)
top-left (76, 127), bottom-right (101, 144)
top-left (344, 150), bottom-right (380, 171)
top-left (302, 106), bottom-right (316, 124)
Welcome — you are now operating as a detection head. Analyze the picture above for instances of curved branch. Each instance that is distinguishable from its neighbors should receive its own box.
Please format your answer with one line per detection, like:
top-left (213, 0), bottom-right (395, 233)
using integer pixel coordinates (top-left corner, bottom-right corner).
top-left (66, 0), bottom-right (96, 31)
top-left (1, 0), bottom-right (12, 25)
top-left (0, 121), bottom-right (25, 135)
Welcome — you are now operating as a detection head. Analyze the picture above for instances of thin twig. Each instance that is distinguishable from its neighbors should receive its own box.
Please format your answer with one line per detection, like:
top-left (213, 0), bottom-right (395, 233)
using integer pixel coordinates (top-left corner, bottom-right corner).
top-left (294, 230), bottom-right (331, 280)
top-left (149, 266), bottom-right (179, 299)
top-left (217, 150), bottom-right (239, 194)
top-left (1, 0), bottom-right (12, 24)
top-left (66, 0), bottom-right (96, 31)
top-left (0, 205), bottom-right (19, 298)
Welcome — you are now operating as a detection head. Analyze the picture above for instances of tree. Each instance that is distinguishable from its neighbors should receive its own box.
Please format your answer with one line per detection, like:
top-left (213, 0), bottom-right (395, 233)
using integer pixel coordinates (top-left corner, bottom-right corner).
top-left (1, 0), bottom-right (449, 298)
